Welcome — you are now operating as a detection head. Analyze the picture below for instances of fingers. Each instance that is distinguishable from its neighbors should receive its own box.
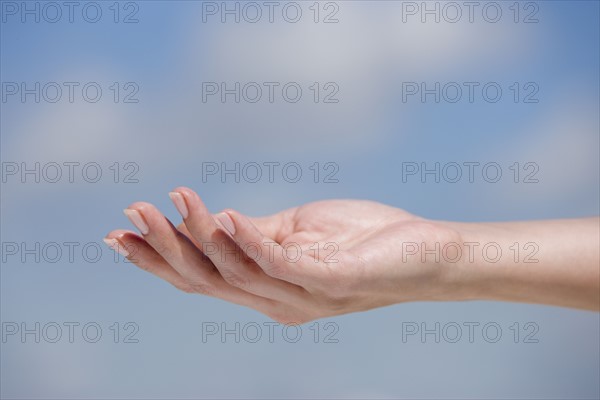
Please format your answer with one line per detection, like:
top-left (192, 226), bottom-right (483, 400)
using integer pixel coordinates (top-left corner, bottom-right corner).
top-left (104, 229), bottom-right (195, 293)
top-left (170, 187), bottom-right (312, 305)
top-left (123, 202), bottom-right (214, 285)
top-left (214, 208), bottom-right (318, 287)
top-left (118, 202), bottom-right (281, 312)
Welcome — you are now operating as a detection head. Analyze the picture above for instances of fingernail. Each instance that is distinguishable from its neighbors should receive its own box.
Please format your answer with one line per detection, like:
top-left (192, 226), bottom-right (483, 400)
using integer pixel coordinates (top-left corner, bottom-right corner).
top-left (103, 238), bottom-right (131, 257)
top-left (123, 209), bottom-right (150, 235)
top-left (216, 212), bottom-right (236, 235)
top-left (169, 192), bottom-right (189, 218)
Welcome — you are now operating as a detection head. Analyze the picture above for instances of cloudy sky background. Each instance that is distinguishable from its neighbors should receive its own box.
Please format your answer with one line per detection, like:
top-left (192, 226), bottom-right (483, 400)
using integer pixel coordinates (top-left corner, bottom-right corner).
top-left (1, 1), bottom-right (599, 398)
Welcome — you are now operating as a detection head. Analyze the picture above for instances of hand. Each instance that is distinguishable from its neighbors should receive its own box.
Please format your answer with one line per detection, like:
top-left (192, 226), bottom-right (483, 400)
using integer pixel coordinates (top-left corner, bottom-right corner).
top-left (105, 188), bottom-right (600, 320)
top-left (105, 187), bottom-right (463, 323)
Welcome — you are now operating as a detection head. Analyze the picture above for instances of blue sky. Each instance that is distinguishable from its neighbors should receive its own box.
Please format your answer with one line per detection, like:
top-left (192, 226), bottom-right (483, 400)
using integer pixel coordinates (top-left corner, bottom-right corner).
top-left (1, 1), bottom-right (599, 398)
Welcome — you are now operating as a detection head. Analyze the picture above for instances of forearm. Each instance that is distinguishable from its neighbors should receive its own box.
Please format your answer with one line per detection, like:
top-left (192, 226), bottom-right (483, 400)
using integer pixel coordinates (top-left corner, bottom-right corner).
top-left (445, 218), bottom-right (600, 310)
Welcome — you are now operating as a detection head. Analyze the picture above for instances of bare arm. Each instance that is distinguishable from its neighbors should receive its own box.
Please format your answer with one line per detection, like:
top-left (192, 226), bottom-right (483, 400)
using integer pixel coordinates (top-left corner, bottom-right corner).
top-left (447, 218), bottom-right (600, 310)
top-left (105, 188), bottom-right (600, 323)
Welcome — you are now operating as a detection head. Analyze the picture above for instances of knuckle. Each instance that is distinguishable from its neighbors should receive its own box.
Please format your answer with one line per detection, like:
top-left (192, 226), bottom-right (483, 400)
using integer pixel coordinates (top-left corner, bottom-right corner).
top-left (267, 306), bottom-right (312, 326)
top-left (152, 241), bottom-right (174, 259)
top-left (310, 286), bottom-right (350, 313)
top-left (282, 315), bottom-right (311, 326)
top-left (136, 261), bottom-right (152, 273)
top-left (188, 282), bottom-right (216, 296)
top-left (176, 283), bottom-right (196, 294)
top-left (270, 312), bottom-right (298, 325)
top-left (265, 263), bottom-right (285, 279)
top-left (220, 270), bottom-right (249, 289)
top-left (325, 295), bottom-right (351, 313)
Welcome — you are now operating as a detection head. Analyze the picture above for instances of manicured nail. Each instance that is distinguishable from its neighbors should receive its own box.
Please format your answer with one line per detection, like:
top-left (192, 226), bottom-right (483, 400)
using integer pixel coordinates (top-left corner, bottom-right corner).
top-left (169, 192), bottom-right (189, 218)
top-left (103, 238), bottom-right (131, 257)
top-left (216, 212), bottom-right (236, 235)
top-left (123, 209), bottom-right (150, 235)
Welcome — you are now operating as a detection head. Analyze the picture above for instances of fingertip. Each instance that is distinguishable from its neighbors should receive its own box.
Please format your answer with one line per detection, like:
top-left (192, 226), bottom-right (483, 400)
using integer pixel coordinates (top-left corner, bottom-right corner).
top-left (105, 229), bottom-right (142, 241)
top-left (215, 211), bottom-right (236, 235)
top-left (169, 191), bottom-right (189, 219)
top-left (172, 186), bottom-right (201, 203)
top-left (172, 185), bottom-right (194, 194)
top-left (105, 229), bottom-right (126, 241)
top-left (123, 207), bottom-right (150, 235)
top-left (175, 187), bottom-right (213, 221)
top-left (125, 201), bottom-right (150, 210)
top-left (103, 232), bottom-right (131, 258)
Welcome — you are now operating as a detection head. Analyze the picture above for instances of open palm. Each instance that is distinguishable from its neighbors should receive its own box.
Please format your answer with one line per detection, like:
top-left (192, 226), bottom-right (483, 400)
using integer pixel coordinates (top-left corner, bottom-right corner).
top-left (106, 188), bottom-right (461, 323)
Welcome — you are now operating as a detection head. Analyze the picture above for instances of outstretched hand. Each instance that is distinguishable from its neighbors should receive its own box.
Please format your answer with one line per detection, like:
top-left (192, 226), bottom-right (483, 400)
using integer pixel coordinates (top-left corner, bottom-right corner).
top-left (105, 187), bottom-right (462, 323)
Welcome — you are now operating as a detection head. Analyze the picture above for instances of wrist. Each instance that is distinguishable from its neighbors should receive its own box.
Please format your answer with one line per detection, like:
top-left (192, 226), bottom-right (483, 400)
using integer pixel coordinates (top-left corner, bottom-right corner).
top-left (431, 220), bottom-right (505, 302)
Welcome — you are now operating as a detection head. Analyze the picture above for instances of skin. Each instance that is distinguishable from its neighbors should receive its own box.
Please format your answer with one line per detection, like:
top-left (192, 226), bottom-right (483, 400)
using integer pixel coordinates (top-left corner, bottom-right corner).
top-left (105, 187), bottom-right (600, 324)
